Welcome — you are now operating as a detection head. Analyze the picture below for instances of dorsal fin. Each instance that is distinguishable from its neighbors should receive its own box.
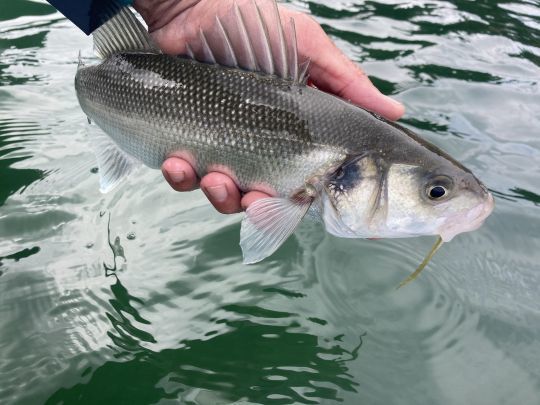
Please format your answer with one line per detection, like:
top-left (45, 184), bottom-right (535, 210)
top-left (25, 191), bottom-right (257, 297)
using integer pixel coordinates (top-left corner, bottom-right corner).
top-left (186, 0), bottom-right (310, 84)
top-left (93, 7), bottom-right (160, 59)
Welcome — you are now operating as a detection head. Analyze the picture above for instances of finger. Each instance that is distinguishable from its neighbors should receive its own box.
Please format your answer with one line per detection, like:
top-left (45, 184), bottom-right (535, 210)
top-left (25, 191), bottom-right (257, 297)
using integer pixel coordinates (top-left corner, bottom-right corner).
top-left (200, 172), bottom-right (243, 214)
top-left (294, 14), bottom-right (405, 121)
top-left (161, 157), bottom-right (199, 191)
top-left (241, 191), bottom-right (272, 211)
top-left (312, 59), bottom-right (405, 121)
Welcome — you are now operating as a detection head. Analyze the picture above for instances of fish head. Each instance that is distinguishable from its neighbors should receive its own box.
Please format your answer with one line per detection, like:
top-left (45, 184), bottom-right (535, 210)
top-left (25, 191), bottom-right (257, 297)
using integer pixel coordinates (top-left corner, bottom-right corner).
top-left (320, 151), bottom-right (494, 241)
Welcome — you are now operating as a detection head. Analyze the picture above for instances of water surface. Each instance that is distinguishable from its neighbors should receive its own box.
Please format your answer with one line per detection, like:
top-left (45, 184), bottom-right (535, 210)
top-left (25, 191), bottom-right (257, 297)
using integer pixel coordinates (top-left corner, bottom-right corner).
top-left (1, 0), bottom-right (539, 404)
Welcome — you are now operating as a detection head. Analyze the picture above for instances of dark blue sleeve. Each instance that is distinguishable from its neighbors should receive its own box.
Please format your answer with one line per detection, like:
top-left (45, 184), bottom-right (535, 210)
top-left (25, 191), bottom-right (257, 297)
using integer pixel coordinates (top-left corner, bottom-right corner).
top-left (46, 0), bottom-right (133, 35)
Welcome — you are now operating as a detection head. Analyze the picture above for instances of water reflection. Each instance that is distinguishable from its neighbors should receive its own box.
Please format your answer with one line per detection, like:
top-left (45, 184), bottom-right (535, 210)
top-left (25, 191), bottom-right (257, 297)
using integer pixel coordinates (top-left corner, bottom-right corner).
top-left (1, 0), bottom-right (540, 403)
top-left (0, 0), bottom-right (55, 22)
top-left (405, 64), bottom-right (502, 84)
top-left (0, 28), bottom-right (49, 86)
top-left (40, 213), bottom-right (363, 404)
top-left (0, 246), bottom-right (40, 266)
top-left (106, 274), bottom-right (156, 352)
top-left (102, 212), bottom-right (156, 352)
top-left (0, 118), bottom-right (46, 204)
top-left (47, 308), bottom-right (362, 404)
top-left (491, 187), bottom-right (540, 206)
top-left (343, 0), bottom-right (540, 47)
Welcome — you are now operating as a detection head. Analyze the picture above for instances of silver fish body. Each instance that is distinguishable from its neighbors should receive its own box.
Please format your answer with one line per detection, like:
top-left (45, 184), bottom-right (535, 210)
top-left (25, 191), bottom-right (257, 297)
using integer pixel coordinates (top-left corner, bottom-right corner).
top-left (74, 4), bottom-right (494, 264)
top-left (76, 53), bottom-right (458, 197)
top-left (76, 53), bottom-right (345, 196)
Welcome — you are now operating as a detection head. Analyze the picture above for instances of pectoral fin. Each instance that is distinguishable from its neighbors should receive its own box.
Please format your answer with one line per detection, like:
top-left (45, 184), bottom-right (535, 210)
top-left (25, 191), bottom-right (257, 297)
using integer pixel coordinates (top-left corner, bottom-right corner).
top-left (240, 197), bottom-right (312, 264)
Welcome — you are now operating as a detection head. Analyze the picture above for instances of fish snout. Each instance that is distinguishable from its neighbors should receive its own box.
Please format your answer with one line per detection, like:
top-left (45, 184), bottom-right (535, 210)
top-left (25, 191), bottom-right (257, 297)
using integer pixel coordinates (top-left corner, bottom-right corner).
top-left (438, 191), bottom-right (494, 242)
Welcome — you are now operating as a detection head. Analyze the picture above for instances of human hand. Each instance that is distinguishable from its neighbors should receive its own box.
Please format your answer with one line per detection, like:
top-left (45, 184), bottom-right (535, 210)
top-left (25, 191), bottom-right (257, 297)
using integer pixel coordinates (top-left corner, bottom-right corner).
top-left (134, 0), bottom-right (405, 213)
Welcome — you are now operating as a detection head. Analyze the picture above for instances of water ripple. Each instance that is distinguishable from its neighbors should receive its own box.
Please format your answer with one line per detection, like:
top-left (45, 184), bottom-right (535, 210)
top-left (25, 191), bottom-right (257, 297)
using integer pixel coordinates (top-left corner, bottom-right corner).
top-left (1, 0), bottom-right (540, 404)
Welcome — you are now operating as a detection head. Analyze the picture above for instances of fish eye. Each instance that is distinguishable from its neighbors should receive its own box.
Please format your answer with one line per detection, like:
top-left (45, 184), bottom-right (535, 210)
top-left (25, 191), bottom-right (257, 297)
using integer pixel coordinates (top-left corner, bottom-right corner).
top-left (428, 185), bottom-right (447, 199)
top-left (424, 175), bottom-right (453, 201)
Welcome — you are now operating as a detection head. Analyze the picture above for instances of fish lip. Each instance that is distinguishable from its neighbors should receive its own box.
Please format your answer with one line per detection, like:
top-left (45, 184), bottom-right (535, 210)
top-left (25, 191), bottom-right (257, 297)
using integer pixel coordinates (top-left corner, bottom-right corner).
top-left (439, 192), bottom-right (494, 242)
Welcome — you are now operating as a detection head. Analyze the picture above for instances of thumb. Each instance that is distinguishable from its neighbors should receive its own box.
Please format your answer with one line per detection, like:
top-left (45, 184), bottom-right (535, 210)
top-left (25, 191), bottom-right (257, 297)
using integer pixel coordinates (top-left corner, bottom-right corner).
top-left (294, 15), bottom-right (404, 121)
top-left (311, 56), bottom-right (405, 121)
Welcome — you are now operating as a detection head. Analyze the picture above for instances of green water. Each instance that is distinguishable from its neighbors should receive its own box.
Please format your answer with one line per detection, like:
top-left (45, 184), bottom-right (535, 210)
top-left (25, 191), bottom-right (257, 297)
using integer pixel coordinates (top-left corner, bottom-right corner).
top-left (1, 0), bottom-right (539, 403)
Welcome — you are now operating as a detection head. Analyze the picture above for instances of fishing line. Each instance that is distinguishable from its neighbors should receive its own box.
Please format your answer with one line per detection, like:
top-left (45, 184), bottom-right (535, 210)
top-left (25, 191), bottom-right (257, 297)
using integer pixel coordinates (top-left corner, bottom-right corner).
top-left (397, 236), bottom-right (444, 289)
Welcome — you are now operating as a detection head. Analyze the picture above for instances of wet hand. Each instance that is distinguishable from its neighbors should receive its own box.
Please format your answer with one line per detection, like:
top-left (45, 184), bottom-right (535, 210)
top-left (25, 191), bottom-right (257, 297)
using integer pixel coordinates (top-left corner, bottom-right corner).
top-left (161, 157), bottom-right (271, 214)
top-left (134, 0), bottom-right (405, 213)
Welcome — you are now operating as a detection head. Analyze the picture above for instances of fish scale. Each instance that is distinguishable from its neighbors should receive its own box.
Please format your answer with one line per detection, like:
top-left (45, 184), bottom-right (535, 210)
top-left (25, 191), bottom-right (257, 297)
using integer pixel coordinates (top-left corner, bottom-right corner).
top-left (76, 52), bottom-right (349, 195)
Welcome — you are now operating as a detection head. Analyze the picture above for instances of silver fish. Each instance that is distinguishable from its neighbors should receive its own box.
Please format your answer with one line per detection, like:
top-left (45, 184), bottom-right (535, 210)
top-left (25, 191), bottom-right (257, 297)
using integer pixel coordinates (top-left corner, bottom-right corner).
top-left (75, 3), bottom-right (493, 266)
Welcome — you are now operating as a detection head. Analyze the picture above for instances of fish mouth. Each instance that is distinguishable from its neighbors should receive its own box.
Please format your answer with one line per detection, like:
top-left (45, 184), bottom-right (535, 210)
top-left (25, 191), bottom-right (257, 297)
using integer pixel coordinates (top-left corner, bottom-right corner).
top-left (439, 192), bottom-right (494, 242)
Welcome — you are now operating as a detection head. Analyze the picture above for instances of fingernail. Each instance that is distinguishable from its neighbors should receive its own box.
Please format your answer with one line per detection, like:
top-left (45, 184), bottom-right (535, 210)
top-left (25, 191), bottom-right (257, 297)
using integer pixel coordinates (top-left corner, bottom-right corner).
top-left (384, 95), bottom-right (403, 107)
top-left (169, 170), bottom-right (185, 184)
top-left (205, 184), bottom-right (228, 203)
